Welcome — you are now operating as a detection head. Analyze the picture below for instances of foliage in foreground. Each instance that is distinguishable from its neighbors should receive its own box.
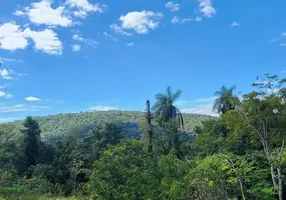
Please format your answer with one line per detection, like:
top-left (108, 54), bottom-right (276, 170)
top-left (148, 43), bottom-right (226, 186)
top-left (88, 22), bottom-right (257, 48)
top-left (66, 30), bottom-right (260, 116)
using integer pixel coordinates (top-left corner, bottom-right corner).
top-left (0, 74), bottom-right (286, 200)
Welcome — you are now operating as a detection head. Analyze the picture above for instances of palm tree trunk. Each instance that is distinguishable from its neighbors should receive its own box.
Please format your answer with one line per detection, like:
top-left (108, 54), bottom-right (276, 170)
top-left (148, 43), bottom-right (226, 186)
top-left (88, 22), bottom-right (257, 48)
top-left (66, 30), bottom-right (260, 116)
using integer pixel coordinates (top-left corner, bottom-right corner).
top-left (277, 167), bottom-right (283, 200)
top-left (146, 100), bottom-right (154, 159)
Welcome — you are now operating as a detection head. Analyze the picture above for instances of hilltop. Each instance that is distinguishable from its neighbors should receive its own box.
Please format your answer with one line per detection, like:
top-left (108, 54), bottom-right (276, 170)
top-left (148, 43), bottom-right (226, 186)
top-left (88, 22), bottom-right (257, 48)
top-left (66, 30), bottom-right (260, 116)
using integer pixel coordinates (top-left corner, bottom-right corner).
top-left (9, 110), bottom-right (214, 140)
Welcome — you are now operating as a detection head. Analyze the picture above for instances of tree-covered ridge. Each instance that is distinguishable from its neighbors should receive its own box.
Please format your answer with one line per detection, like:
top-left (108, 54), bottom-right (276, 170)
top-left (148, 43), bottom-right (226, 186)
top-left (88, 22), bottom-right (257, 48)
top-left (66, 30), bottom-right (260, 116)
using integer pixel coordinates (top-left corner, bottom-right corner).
top-left (9, 110), bottom-right (213, 139)
top-left (0, 74), bottom-right (285, 200)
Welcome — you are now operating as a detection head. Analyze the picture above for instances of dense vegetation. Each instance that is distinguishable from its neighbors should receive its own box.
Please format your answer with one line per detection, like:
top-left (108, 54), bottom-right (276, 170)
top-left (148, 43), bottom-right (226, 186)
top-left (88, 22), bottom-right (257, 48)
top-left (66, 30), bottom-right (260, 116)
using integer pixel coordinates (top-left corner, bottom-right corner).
top-left (9, 111), bottom-right (213, 140)
top-left (0, 74), bottom-right (285, 200)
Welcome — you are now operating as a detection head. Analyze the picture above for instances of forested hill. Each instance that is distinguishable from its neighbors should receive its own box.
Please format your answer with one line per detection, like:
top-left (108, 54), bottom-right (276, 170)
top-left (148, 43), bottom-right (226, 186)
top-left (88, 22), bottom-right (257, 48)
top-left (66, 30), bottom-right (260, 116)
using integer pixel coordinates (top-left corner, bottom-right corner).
top-left (9, 110), bottom-right (213, 140)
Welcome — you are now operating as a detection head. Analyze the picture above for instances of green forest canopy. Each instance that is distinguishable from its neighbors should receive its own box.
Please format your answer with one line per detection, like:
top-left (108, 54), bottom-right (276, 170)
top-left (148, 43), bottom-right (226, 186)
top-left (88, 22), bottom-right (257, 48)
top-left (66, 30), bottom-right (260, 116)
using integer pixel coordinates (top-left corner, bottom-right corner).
top-left (0, 74), bottom-right (285, 200)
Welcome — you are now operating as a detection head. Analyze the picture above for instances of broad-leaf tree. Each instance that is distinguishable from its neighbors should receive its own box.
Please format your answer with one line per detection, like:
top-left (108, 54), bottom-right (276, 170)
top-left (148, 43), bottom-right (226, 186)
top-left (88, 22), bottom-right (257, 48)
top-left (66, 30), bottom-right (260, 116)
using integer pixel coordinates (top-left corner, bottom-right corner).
top-left (238, 74), bottom-right (286, 200)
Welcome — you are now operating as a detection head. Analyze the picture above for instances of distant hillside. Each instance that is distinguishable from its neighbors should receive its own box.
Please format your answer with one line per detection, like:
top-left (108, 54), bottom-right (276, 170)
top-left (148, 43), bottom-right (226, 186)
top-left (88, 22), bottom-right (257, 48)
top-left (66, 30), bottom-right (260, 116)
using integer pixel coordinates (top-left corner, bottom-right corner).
top-left (9, 111), bottom-right (214, 140)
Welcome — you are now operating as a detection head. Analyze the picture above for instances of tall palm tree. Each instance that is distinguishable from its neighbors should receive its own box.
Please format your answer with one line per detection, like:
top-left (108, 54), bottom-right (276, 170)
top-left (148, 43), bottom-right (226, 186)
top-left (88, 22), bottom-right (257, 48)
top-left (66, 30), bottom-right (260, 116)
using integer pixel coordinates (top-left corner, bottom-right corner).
top-left (152, 86), bottom-right (184, 128)
top-left (213, 85), bottom-right (240, 114)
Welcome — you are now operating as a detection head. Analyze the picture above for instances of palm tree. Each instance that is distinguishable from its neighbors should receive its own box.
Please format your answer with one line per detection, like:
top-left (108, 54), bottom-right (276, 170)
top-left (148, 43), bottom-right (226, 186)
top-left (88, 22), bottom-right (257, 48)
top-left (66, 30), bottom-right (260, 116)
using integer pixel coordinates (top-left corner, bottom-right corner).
top-left (152, 86), bottom-right (184, 128)
top-left (213, 85), bottom-right (240, 114)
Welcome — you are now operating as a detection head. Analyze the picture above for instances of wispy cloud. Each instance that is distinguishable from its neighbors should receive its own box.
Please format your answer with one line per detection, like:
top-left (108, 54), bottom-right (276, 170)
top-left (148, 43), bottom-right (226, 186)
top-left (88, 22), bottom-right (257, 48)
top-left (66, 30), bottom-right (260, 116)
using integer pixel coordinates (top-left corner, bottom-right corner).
top-left (103, 32), bottom-right (118, 41)
top-left (25, 96), bottom-right (41, 101)
top-left (165, 1), bottom-right (180, 12)
top-left (66, 0), bottom-right (107, 18)
top-left (231, 22), bottom-right (240, 27)
top-left (0, 117), bottom-right (22, 123)
top-left (177, 96), bottom-right (218, 116)
top-left (269, 38), bottom-right (279, 43)
top-left (195, 17), bottom-right (202, 22)
top-left (181, 103), bottom-right (218, 117)
top-left (0, 57), bottom-right (22, 63)
top-left (0, 68), bottom-right (27, 80)
top-left (171, 16), bottom-right (196, 24)
top-left (195, 96), bottom-right (217, 103)
top-left (72, 44), bottom-right (81, 52)
top-left (126, 42), bottom-right (135, 46)
top-left (110, 24), bottom-right (131, 36)
top-left (89, 105), bottom-right (118, 111)
top-left (0, 85), bottom-right (7, 89)
top-left (72, 33), bottom-right (97, 48)
top-left (0, 91), bottom-right (11, 98)
top-left (0, 69), bottom-right (13, 80)
top-left (0, 104), bottom-right (49, 113)
top-left (198, 0), bottom-right (216, 18)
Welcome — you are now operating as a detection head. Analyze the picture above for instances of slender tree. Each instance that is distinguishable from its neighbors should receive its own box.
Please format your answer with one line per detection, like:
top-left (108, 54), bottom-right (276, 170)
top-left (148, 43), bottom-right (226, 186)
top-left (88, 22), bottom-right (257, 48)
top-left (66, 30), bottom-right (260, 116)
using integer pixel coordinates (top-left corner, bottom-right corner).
top-left (21, 116), bottom-right (41, 169)
top-left (152, 86), bottom-right (184, 128)
top-left (213, 85), bottom-right (240, 114)
top-left (146, 100), bottom-right (154, 158)
top-left (239, 74), bottom-right (286, 200)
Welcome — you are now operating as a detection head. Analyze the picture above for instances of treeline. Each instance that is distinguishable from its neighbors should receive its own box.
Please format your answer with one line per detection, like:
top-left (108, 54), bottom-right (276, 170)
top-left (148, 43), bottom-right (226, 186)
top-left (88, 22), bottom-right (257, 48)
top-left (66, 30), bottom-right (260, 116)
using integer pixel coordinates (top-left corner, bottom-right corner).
top-left (0, 74), bottom-right (286, 200)
top-left (10, 111), bottom-right (212, 139)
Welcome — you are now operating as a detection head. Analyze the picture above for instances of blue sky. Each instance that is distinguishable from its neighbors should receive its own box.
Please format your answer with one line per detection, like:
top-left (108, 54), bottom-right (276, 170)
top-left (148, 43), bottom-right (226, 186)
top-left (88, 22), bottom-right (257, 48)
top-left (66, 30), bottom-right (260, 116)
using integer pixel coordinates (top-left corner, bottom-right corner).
top-left (0, 0), bottom-right (285, 121)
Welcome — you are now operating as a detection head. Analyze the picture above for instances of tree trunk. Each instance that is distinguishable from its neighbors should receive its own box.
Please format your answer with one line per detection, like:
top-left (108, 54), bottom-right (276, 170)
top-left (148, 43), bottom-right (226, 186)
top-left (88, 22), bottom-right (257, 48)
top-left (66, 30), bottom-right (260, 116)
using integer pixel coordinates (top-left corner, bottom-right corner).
top-left (146, 100), bottom-right (153, 159)
top-left (239, 179), bottom-right (246, 200)
top-left (277, 167), bottom-right (283, 200)
top-left (270, 166), bottom-right (278, 188)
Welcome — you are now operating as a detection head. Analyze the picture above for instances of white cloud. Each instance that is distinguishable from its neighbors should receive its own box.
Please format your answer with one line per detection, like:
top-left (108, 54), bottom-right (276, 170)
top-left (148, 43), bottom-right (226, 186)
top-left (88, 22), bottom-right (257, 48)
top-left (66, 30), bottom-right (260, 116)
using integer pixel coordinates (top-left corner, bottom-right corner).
top-left (171, 16), bottom-right (180, 24)
top-left (171, 16), bottom-right (193, 24)
top-left (0, 91), bottom-right (6, 97)
top-left (24, 0), bottom-right (73, 27)
top-left (0, 69), bottom-right (13, 80)
top-left (181, 103), bottom-right (218, 117)
top-left (72, 33), bottom-right (97, 47)
top-left (24, 28), bottom-right (62, 55)
top-left (198, 0), bottom-right (216, 18)
top-left (72, 10), bottom-right (88, 18)
top-left (177, 96), bottom-right (218, 116)
top-left (14, 10), bottom-right (25, 16)
top-left (0, 91), bottom-right (13, 99)
top-left (115, 11), bottom-right (164, 34)
top-left (0, 117), bottom-right (21, 123)
top-left (72, 44), bottom-right (81, 52)
top-left (103, 32), bottom-right (118, 41)
top-left (126, 42), bottom-right (135, 46)
top-left (0, 57), bottom-right (22, 63)
top-left (4, 93), bottom-right (13, 99)
top-left (73, 34), bottom-right (84, 41)
top-left (281, 32), bottom-right (286, 36)
top-left (0, 85), bottom-right (7, 89)
top-left (89, 105), bottom-right (117, 111)
top-left (0, 22), bottom-right (62, 55)
top-left (25, 96), bottom-right (41, 101)
top-left (0, 104), bottom-right (49, 113)
top-left (66, 0), bottom-right (107, 18)
top-left (181, 18), bottom-right (193, 23)
top-left (231, 22), bottom-right (240, 27)
top-left (269, 38), bottom-right (278, 43)
top-left (165, 1), bottom-right (180, 12)
top-left (195, 17), bottom-right (202, 22)
top-left (280, 43), bottom-right (286, 47)
top-left (110, 24), bottom-right (131, 36)
top-left (0, 23), bottom-right (29, 51)
top-left (195, 96), bottom-right (217, 103)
